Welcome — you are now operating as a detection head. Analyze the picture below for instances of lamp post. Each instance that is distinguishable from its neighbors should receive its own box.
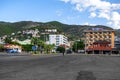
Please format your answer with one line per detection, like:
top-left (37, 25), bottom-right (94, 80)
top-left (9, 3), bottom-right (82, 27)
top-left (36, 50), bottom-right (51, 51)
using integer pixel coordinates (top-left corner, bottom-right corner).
top-left (84, 33), bottom-right (87, 54)
top-left (76, 41), bottom-right (77, 53)
top-left (85, 42), bottom-right (86, 54)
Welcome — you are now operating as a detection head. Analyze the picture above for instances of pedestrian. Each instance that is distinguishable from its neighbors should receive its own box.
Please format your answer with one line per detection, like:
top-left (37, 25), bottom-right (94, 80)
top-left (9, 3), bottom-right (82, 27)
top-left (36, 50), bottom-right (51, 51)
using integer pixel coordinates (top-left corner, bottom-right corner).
top-left (62, 48), bottom-right (65, 56)
top-left (63, 51), bottom-right (65, 56)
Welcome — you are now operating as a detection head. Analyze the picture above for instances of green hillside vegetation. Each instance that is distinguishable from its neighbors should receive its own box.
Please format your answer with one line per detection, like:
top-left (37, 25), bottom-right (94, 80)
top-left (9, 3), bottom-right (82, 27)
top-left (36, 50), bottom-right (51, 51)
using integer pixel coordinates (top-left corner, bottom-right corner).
top-left (0, 21), bottom-right (120, 40)
top-left (0, 22), bottom-right (14, 35)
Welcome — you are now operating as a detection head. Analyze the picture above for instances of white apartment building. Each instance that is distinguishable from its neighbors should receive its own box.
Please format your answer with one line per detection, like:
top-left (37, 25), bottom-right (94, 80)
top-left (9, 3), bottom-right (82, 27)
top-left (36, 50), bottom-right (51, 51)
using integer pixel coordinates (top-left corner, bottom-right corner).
top-left (48, 34), bottom-right (68, 46)
top-left (45, 29), bottom-right (57, 33)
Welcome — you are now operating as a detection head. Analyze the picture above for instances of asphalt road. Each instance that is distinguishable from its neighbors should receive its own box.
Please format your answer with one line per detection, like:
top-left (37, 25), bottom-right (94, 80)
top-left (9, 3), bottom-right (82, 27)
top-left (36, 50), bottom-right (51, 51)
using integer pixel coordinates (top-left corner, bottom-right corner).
top-left (0, 54), bottom-right (120, 80)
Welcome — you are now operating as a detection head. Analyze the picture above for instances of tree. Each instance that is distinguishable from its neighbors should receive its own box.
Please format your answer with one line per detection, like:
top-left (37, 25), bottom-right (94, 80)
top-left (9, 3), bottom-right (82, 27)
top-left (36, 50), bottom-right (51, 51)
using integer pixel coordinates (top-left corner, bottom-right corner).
top-left (72, 40), bottom-right (85, 52)
top-left (31, 37), bottom-right (45, 47)
top-left (0, 44), bottom-right (4, 52)
top-left (37, 40), bottom-right (45, 53)
top-left (4, 37), bottom-right (12, 44)
top-left (44, 44), bottom-right (55, 54)
top-left (56, 46), bottom-right (65, 53)
top-left (37, 40), bottom-right (45, 48)
top-left (11, 41), bottom-right (21, 45)
top-left (31, 37), bottom-right (56, 54)
top-left (31, 37), bottom-right (38, 45)
top-left (22, 44), bottom-right (33, 52)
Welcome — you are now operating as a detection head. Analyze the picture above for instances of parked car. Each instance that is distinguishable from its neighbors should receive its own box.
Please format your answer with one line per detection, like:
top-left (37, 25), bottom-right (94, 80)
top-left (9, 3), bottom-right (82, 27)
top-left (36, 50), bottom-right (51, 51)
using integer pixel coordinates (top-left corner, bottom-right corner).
top-left (78, 50), bottom-right (85, 53)
top-left (6, 49), bottom-right (18, 53)
top-left (66, 49), bottom-right (72, 54)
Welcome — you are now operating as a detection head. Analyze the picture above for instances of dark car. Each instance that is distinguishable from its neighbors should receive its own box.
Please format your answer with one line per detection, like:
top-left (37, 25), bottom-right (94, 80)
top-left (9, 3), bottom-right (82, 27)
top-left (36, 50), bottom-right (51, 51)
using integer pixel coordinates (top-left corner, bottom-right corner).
top-left (66, 49), bottom-right (72, 54)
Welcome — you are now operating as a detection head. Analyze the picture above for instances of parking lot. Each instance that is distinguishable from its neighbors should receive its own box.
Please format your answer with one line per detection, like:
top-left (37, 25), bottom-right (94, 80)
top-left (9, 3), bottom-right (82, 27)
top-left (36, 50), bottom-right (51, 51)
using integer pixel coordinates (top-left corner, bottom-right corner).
top-left (0, 53), bottom-right (120, 80)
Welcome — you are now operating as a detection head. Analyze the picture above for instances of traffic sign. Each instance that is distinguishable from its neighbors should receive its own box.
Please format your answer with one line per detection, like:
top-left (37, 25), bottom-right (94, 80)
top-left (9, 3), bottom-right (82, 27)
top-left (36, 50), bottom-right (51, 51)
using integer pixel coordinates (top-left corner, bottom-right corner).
top-left (32, 45), bottom-right (37, 51)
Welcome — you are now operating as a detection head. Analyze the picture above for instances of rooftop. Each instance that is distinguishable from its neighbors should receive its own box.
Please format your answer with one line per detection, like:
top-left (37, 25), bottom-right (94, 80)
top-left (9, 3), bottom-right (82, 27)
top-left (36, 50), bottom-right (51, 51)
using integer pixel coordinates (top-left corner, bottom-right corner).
top-left (84, 28), bottom-right (114, 32)
top-left (84, 30), bottom-right (115, 32)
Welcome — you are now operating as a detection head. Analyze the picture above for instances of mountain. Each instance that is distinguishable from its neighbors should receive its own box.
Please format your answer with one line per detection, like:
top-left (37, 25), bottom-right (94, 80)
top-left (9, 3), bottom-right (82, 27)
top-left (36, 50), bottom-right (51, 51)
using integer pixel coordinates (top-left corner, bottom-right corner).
top-left (116, 29), bottom-right (120, 37)
top-left (118, 29), bottom-right (120, 32)
top-left (0, 21), bottom-right (120, 40)
top-left (0, 21), bottom-right (40, 36)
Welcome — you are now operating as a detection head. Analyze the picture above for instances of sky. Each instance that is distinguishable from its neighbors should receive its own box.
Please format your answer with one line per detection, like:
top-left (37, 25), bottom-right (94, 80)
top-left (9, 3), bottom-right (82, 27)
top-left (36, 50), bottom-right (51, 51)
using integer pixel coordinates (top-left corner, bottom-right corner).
top-left (0, 0), bottom-right (120, 29)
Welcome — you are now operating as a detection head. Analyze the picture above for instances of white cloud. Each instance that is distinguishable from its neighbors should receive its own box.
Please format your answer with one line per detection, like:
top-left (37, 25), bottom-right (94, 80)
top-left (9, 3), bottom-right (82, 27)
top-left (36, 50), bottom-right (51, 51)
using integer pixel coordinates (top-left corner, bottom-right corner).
top-left (90, 12), bottom-right (96, 18)
top-left (107, 21), bottom-right (112, 25)
top-left (61, 0), bottom-right (120, 29)
top-left (98, 11), bottom-right (110, 20)
top-left (111, 12), bottom-right (120, 21)
top-left (109, 12), bottom-right (120, 29)
top-left (84, 22), bottom-right (89, 25)
top-left (76, 4), bottom-right (83, 12)
top-left (111, 4), bottom-right (120, 10)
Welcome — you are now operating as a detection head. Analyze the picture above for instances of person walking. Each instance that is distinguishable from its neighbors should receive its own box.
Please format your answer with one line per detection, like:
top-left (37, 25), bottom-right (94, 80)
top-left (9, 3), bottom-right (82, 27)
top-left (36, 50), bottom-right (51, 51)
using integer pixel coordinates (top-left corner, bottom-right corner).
top-left (62, 47), bottom-right (65, 56)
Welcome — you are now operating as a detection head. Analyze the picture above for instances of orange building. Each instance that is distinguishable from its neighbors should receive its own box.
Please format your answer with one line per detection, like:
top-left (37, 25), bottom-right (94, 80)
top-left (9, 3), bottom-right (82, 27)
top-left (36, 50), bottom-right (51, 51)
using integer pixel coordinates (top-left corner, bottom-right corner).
top-left (84, 28), bottom-right (115, 53)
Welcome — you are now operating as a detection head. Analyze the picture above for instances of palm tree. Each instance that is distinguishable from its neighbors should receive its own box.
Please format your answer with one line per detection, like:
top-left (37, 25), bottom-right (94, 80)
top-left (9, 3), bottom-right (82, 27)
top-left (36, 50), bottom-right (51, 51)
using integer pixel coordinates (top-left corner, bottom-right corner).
top-left (31, 37), bottom-right (55, 54)
top-left (0, 44), bottom-right (4, 52)
top-left (31, 37), bottom-right (39, 54)
top-left (31, 37), bottom-right (38, 45)
top-left (37, 40), bottom-right (45, 54)
top-left (4, 37), bottom-right (12, 44)
top-left (44, 44), bottom-right (55, 54)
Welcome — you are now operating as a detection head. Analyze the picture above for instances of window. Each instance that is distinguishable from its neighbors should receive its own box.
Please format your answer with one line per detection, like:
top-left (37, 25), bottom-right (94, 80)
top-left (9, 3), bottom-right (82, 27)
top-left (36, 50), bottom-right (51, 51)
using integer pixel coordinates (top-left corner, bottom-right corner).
top-left (90, 32), bottom-right (93, 34)
top-left (109, 36), bottom-right (111, 38)
top-left (108, 32), bottom-right (111, 34)
top-left (99, 32), bottom-right (102, 34)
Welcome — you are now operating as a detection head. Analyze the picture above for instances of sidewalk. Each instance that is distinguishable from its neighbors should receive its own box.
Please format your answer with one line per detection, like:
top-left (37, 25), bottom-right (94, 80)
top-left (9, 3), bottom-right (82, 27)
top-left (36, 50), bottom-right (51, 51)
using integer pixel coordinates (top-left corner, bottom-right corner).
top-left (0, 52), bottom-right (63, 56)
top-left (0, 52), bottom-right (31, 56)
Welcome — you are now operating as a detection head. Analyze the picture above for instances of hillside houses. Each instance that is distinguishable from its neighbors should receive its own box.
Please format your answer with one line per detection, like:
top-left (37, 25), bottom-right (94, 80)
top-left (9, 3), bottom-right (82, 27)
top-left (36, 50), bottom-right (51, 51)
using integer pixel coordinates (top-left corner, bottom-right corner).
top-left (0, 28), bottom-right (69, 47)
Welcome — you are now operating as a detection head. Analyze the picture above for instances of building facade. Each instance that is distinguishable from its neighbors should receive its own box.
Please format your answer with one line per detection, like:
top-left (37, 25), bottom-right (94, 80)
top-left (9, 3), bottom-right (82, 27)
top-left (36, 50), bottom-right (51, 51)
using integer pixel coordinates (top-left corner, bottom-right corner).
top-left (112, 36), bottom-right (120, 54)
top-left (4, 44), bottom-right (22, 53)
top-left (48, 34), bottom-right (68, 47)
top-left (84, 28), bottom-right (115, 53)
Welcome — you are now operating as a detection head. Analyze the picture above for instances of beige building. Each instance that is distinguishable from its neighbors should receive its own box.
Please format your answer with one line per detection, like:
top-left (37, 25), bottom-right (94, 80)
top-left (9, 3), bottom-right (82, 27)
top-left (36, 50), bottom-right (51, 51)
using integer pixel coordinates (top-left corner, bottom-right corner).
top-left (84, 28), bottom-right (115, 50)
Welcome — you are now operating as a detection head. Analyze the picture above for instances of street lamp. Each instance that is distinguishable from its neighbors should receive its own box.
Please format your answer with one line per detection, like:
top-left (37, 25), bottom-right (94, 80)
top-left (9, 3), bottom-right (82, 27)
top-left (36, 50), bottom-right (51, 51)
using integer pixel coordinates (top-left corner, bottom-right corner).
top-left (76, 41), bottom-right (77, 53)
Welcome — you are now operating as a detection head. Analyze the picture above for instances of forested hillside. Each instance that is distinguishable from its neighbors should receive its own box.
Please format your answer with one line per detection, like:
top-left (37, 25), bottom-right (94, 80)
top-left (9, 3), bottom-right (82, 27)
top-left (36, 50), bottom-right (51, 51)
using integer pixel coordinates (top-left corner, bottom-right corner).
top-left (0, 21), bottom-right (120, 39)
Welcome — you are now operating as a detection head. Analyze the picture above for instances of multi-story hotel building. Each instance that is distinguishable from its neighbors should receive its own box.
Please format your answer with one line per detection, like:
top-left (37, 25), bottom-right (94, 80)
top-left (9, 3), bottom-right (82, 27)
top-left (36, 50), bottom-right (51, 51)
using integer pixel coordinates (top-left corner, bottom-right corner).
top-left (84, 28), bottom-right (115, 53)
